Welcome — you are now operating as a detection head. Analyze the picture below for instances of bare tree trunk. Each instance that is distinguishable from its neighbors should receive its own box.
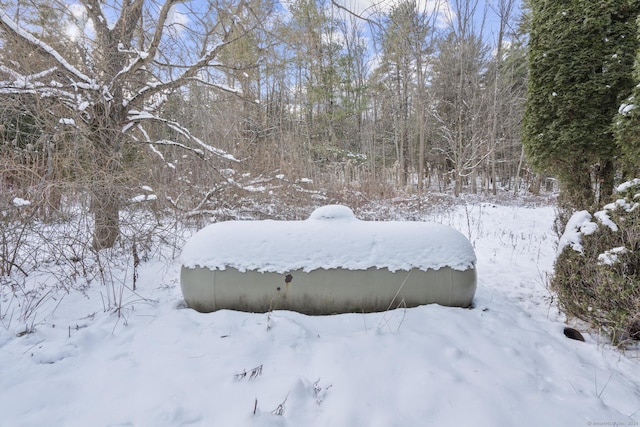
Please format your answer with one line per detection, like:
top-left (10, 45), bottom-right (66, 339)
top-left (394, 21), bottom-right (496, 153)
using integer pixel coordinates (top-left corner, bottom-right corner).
top-left (418, 110), bottom-right (425, 191)
top-left (90, 119), bottom-right (124, 249)
top-left (598, 159), bottom-right (615, 206)
top-left (513, 145), bottom-right (525, 195)
top-left (530, 174), bottom-right (542, 196)
top-left (92, 183), bottom-right (120, 250)
top-left (417, 44), bottom-right (426, 191)
top-left (489, 0), bottom-right (513, 196)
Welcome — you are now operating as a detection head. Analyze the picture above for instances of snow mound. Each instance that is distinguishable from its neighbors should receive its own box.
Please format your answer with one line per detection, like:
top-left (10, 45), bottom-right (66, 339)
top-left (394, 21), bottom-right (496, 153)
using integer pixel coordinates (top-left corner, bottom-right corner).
top-left (307, 204), bottom-right (356, 221)
top-left (558, 210), bottom-right (597, 253)
top-left (12, 197), bottom-right (31, 207)
top-left (181, 205), bottom-right (476, 273)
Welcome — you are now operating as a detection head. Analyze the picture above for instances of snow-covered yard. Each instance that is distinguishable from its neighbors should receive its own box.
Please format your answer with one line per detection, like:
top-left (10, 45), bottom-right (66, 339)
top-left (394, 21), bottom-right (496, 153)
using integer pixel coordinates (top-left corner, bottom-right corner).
top-left (1, 200), bottom-right (639, 426)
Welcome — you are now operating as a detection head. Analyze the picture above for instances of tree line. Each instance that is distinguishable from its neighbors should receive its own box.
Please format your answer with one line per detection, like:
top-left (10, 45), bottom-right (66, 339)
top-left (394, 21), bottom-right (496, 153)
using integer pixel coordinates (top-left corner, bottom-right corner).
top-left (3, 0), bottom-right (640, 343)
top-left (2, 0), bottom-right (639, 251)
top-left (0, 0), bottom-right (530, 248)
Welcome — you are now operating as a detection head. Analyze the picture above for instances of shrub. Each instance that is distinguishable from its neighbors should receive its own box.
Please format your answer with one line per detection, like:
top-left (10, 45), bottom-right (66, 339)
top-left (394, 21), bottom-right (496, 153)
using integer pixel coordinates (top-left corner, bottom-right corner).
top-left (552, 179), bottom-right (640, 345)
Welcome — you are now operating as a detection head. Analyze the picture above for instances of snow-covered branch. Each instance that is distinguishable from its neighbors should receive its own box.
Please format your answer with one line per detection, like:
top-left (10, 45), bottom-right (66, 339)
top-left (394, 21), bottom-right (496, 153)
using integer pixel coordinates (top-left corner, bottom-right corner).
top-left (125, 41), bottom-right (230, 109)
top-left (186, 77), bottom-right (242, 95)
top-left (125, 0), bottom-right (255, 109)
top-left (0, 65), bottom-right (94, 114)
top-left (0, 12), bottom-right (98, 89)
top-left (125, 110), bottom-right (239, 162)
top-left (0, 65), bottom-right (57, 85)
top-left (110, 0), bottom-right (182, 88)
top-left (165, 122), bottom-right (238, 161)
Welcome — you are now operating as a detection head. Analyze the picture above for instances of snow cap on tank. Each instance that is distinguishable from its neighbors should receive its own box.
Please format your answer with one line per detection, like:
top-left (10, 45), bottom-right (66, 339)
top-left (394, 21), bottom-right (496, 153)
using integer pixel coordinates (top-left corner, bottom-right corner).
top-left (308, 205), bottom-right (357, 221)
top-left (180, 205), bottom-right (477, 273)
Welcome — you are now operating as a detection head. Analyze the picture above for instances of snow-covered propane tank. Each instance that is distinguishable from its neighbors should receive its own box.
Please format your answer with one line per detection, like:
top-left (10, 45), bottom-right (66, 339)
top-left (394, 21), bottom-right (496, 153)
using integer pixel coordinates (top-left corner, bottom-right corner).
top-left (180, 205), bottom-right (477, 314)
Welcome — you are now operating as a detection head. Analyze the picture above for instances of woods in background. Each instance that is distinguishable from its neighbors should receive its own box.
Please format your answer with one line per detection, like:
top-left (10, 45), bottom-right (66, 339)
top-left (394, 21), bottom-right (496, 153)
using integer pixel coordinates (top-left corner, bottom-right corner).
top-left (5, 0), bottom-right (640, 249)
top-left (1, 0), bottom-right (533, 248)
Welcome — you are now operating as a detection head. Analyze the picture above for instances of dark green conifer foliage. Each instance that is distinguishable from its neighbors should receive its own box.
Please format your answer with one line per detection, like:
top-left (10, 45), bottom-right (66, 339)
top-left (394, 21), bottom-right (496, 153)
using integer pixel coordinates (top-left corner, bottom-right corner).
top-left (614, 16), bottom-right (640, 178)
top-left (523, 0), bottom-right (639, 210)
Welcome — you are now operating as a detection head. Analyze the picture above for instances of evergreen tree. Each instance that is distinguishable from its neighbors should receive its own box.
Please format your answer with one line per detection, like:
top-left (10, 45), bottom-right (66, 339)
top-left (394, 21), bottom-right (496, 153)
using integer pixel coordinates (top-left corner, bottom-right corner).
top-left (523, 0), bottom-right (639, 210)
top-left (615, 16), bottom-right (640, 178)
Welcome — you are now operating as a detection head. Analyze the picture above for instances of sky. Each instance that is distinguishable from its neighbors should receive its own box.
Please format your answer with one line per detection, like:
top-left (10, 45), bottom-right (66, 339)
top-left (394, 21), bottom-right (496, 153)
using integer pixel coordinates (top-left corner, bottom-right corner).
top-left (58, 0), bottom-right (522, 62)
top-left (332, 0), bottom-right (523, 41)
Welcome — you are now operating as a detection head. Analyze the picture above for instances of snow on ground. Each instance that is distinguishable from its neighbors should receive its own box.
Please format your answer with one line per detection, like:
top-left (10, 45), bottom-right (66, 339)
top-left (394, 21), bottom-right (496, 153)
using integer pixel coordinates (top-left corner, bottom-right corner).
top-left (1, 201), bottom-right (640, 426)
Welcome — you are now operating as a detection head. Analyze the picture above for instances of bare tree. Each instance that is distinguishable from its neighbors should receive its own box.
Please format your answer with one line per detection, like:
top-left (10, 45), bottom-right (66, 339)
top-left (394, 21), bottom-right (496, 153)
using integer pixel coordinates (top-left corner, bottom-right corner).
top-left (486, 0), bottom-right (517, 195)
top-left (430, 0), bottom-right (491, 195)
top-left (0, 0), bottom-right (255, 248)
top-left (373, 0), bottom-right (437, 188)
